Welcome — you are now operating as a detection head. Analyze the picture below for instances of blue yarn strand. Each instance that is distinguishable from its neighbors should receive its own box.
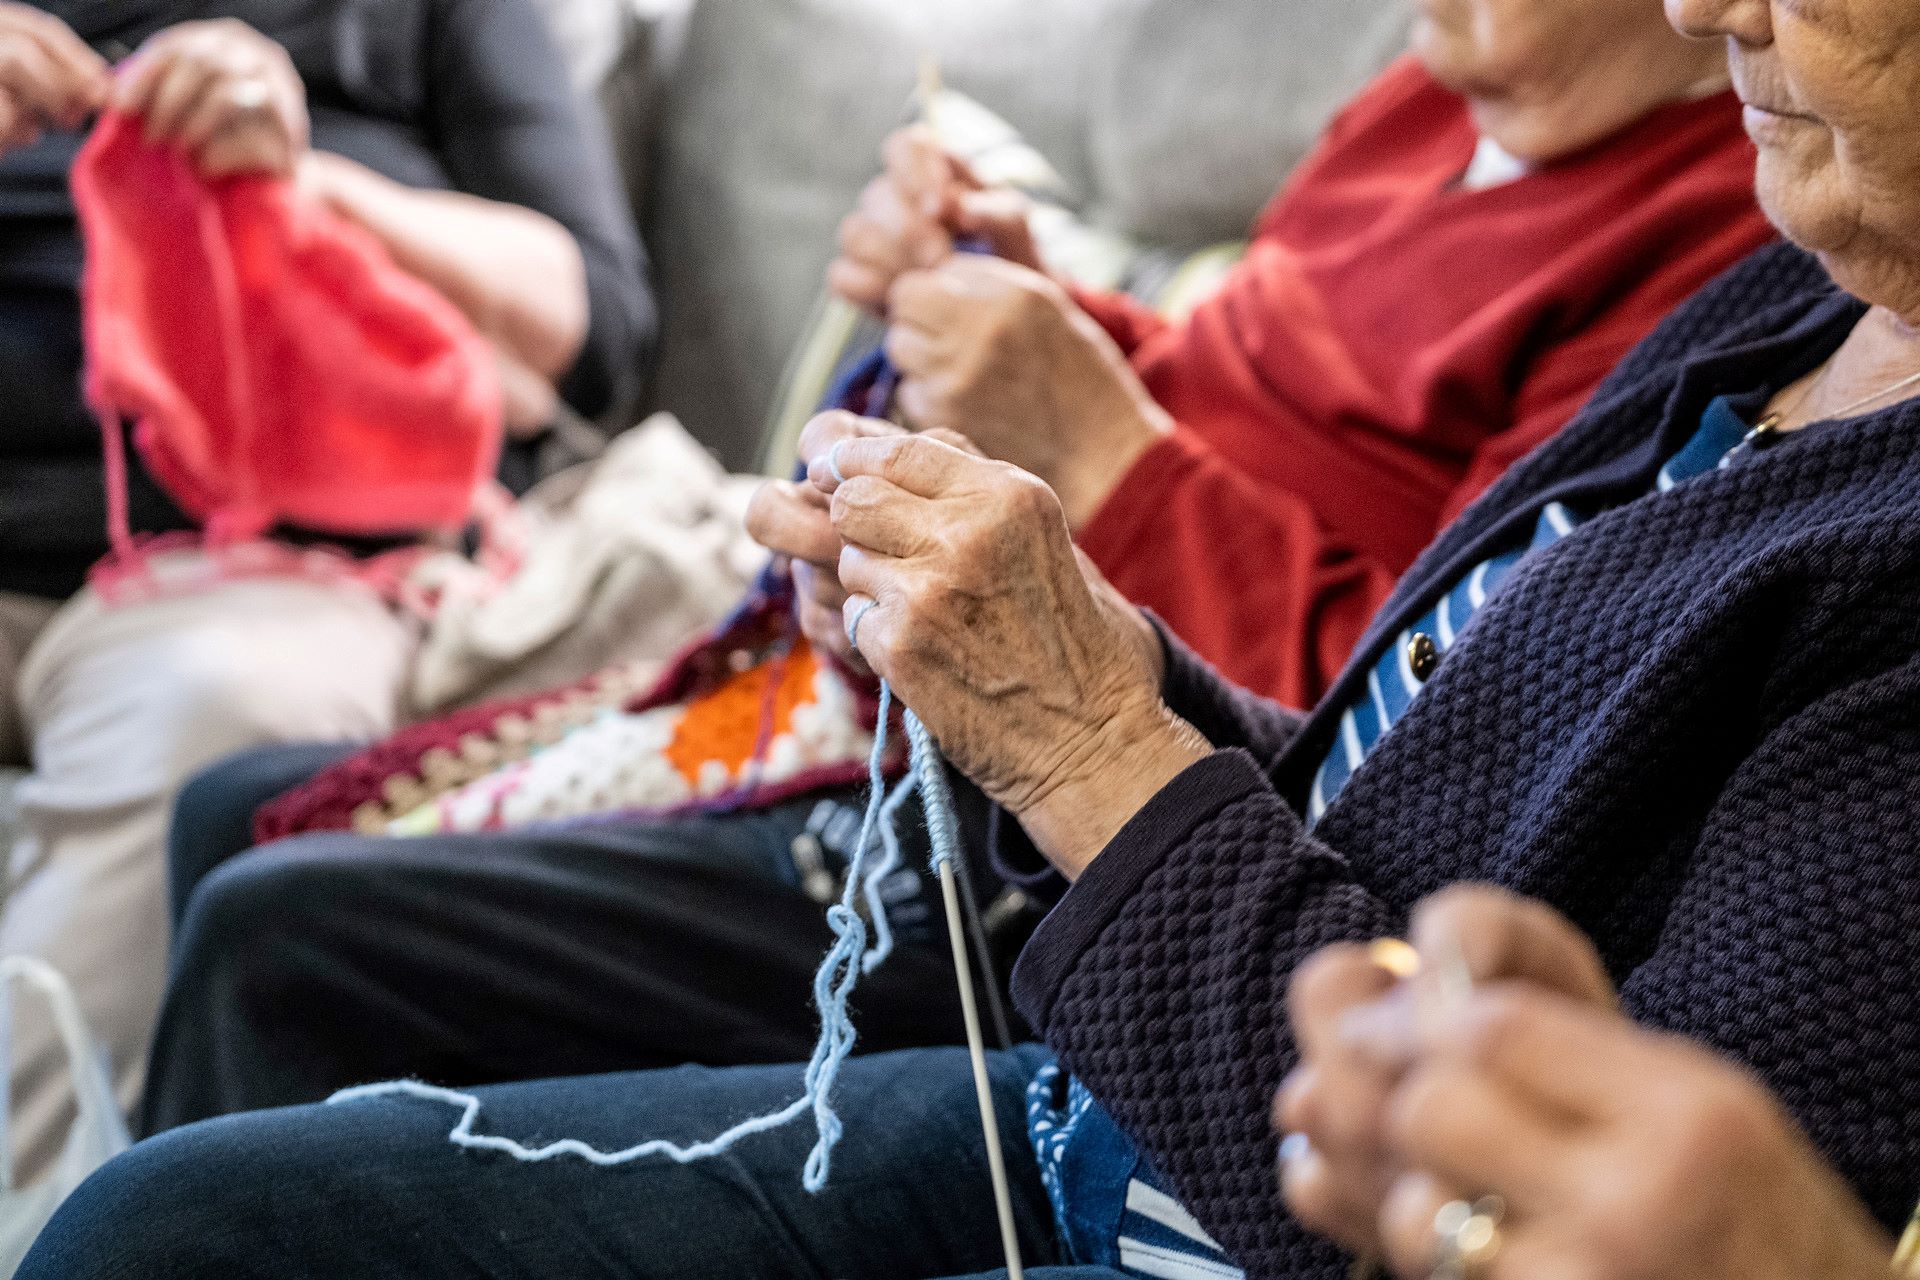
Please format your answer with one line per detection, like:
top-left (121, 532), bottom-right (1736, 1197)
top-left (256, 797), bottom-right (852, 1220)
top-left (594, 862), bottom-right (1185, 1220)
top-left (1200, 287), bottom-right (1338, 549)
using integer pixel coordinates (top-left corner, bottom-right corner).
top-left (328, 682), bottom-right (964, 1196)
top-left (903, 710), bottom-right (961, 873)
top-left (861, 771), bottom-right (917, 974)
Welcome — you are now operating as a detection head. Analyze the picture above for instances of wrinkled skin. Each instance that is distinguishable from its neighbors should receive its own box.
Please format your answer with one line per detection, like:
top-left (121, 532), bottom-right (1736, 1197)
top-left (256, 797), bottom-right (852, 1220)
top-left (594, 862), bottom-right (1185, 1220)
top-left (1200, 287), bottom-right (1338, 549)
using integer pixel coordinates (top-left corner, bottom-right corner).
top-left (829, 125), bottom-right (1168, 528)
top-left (748, 412), bottom-right (1208, 878)
top-left (885, 256), bottom-right (1169, 527)
top-left (1276, 886), bottom-right (1893, 1280)
top-left (828, 123), bottom-right (1043, 311)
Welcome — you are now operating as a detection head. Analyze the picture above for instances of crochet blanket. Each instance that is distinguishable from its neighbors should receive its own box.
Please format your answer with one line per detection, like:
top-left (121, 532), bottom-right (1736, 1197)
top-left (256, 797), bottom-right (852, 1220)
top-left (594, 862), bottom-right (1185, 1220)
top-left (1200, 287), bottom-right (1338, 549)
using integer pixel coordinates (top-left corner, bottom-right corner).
top-left (254, 566), bottom-right (893, 840)
top-left (254, 349), bottom-right (907, 843)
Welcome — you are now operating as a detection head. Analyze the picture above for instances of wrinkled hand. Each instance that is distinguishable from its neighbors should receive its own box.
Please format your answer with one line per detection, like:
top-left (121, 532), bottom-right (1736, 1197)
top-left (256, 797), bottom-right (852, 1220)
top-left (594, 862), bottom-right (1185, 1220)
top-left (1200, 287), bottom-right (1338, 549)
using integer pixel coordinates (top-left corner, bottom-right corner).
top-left (0, 3), bottom-right (109, 156)
top-left (1371, 990), bottom-right (1890, 1280)
top-left (803, 413), bottom-right (1205, 877)
top-left (887, 255), bottom-right (1170, 527)
top-left (747, 416), bottom-right (948, 672)
top-left (1275, 887), bottom-right (1618, 1260)
top-left (114, 19), bottom-right (308, 178)
top-left (829, 124), bottom-right (1044, 312)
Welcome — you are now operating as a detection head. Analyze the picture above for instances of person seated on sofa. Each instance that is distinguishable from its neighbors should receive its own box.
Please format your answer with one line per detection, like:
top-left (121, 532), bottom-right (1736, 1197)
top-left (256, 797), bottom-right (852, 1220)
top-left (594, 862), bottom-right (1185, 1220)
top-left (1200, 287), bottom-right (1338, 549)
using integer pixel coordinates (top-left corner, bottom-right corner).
top-left (830, 0), bottom-right (1771, 706)
top-left (1277, 886), bottom-right (1915, 1280)
top-left (0, 0), bottom-right (649, 1181)
top-left (136, 0), bottom-right (1777, 1134)
top-left (30, 0), bottom-right (1920, 1260)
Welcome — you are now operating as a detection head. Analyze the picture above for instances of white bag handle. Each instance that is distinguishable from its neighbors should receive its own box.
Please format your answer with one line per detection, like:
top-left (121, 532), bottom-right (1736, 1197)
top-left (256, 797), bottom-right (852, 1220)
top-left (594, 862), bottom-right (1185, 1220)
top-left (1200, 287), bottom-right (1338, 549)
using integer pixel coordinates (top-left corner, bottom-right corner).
top-left (0, 957), bottom-right (130, 1194)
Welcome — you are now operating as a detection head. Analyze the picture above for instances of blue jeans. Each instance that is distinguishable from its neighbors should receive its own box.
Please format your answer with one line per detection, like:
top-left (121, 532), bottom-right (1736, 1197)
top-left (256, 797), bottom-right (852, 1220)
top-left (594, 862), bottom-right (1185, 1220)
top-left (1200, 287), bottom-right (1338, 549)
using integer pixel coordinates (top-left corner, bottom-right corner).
top-left (26, 1045), bottom-right (1125, 1280)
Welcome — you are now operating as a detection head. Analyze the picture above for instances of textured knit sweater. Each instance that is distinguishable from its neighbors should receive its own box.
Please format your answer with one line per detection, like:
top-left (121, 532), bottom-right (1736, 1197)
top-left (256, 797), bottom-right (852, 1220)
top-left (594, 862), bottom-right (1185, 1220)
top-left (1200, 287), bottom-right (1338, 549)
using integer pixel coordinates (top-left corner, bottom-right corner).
top-left (1009, 242), bottom-right (1920, 1279)
top-left (1071, 56), bottom-right (1773, 708)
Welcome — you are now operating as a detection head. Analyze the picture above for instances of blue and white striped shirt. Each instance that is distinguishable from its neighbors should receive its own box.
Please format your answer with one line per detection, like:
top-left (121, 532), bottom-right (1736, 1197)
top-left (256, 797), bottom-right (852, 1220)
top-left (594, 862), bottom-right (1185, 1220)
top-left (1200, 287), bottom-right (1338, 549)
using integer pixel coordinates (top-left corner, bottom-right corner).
top-left (1307, 394), bottom-right (1759, 825)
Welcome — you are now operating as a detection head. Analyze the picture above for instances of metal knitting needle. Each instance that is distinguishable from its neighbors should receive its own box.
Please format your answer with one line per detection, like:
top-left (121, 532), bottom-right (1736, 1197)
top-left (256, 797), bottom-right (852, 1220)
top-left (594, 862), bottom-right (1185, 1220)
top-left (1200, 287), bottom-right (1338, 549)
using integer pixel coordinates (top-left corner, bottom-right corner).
top-left (939, 858), bottom-right (1026, 1280)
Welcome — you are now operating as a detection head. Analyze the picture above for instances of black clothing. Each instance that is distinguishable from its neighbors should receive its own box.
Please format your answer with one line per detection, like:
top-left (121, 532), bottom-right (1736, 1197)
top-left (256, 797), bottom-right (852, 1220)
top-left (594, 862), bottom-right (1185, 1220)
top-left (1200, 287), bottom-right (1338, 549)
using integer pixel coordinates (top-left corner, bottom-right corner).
top-left (0, 0), bottom-right (652, 598)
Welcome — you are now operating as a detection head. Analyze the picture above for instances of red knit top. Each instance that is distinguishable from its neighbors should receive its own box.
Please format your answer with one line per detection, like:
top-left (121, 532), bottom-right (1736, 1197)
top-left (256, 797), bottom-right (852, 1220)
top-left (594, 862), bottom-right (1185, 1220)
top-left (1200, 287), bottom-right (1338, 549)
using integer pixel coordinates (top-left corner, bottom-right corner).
top-left (1074, 56), bottom-right (1774, 708)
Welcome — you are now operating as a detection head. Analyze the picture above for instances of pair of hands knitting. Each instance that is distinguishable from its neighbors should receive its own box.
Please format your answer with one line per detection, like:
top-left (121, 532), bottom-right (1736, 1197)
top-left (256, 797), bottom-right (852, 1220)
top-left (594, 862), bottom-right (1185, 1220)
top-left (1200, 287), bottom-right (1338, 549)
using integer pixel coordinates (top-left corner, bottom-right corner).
top-left (1279, 886), bottom-right (1896, 1280)
top-left (748, 411), bottom-right (1209, 880)
top-left (0, 4), bottom-right (305, 175)
top-left (829, 125), bottom-right (1175, 528)
top-left (748, 125), bottom-right (1209, 877)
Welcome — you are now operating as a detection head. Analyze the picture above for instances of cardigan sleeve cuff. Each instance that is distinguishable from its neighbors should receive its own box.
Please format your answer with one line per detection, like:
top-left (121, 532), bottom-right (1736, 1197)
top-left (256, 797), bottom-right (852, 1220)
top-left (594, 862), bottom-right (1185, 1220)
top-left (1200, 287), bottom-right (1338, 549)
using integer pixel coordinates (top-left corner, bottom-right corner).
top-left (1011, 748), bottom-right (1274, 1035)
top-left (1074, 427), bottom-right (1213, 583)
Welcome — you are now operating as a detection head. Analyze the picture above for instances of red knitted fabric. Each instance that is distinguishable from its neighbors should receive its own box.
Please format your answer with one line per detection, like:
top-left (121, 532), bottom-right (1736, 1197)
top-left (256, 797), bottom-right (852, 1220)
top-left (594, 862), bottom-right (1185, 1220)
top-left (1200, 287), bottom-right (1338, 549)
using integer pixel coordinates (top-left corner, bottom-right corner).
top-left (71, 110), bottom-right (502, 552)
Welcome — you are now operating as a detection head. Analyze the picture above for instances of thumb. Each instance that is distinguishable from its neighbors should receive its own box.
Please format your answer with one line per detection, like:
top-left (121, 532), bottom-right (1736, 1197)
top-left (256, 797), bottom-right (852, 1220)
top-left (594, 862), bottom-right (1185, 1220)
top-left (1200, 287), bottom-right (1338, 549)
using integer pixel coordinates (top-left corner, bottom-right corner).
top-left (952, 188), bottom-right (1040, 266)
top-left (1408, 885), bottom-right (1618, 1012)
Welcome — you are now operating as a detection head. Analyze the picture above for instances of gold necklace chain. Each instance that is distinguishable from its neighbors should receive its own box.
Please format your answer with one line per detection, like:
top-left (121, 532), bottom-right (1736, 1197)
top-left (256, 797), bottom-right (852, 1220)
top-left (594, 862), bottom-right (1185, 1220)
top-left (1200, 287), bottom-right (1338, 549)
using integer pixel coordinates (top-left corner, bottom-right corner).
top-left (1757, 363), bottom-right (1920, 433)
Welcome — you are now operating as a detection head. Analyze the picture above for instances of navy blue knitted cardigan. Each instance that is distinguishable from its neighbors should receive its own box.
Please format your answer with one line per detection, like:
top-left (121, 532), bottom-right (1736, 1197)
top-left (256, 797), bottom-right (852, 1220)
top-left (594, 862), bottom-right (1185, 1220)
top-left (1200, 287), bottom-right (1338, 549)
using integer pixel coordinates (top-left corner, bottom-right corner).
top-left (1009, 243), bottom-right (1920, 1279)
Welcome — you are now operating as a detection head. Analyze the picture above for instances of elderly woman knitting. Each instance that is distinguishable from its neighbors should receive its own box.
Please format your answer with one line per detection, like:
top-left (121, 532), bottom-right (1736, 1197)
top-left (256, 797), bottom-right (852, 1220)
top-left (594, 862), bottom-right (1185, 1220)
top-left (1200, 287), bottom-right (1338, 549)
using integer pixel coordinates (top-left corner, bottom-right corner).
top-left (1277, 886), bottom-right (1915, 1280)
top-left (17, 0), bottom-right (1920, 1273)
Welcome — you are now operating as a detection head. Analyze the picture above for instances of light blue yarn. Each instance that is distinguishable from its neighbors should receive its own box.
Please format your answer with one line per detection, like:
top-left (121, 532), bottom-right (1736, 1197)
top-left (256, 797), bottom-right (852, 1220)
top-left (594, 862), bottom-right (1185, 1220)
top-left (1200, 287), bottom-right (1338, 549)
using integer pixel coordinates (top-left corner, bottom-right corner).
top-left (861, 772), bottom-right (917, 973)
top-left (902, 710), bottom-right (961, 874)
top-left (328, 681), bottom-right (961, 1196)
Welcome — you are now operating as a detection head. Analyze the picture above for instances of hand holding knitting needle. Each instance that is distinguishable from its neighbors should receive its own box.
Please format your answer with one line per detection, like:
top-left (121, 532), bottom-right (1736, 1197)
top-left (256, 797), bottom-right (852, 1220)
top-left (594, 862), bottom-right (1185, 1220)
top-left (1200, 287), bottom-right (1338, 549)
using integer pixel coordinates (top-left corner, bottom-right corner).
top-left (801, 412), bottom-right (1210, 880)
top-left (1279, 887), bottom-right (1894, 1280)
top-left (0, 3), bottom-right (110, 158)
top-left (747, 413), bottom-right (983, 674)
top-left (829, 124), bottom-right (1046, 312)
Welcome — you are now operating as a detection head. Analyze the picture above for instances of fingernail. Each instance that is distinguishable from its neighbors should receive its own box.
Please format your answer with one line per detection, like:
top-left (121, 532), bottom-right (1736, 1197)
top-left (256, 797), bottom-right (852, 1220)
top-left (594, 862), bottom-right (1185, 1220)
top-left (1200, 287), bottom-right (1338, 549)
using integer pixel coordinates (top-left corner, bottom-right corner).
top-left (1278, 1133), bottom-right (1312, 1166)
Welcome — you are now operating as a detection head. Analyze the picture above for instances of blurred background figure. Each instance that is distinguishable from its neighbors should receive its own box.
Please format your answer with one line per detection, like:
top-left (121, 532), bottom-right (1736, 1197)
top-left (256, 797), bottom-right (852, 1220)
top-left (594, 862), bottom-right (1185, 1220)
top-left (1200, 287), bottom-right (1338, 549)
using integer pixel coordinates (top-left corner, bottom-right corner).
top-left (0, 0), bottom-right (649, 1182)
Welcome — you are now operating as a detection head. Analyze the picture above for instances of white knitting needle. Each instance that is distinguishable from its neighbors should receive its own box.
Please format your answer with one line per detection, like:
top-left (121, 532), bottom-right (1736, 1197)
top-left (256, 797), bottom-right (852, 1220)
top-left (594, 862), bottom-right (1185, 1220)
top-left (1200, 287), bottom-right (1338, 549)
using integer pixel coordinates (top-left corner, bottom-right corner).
top-left (939, 860), bottom-right (1026, 1280)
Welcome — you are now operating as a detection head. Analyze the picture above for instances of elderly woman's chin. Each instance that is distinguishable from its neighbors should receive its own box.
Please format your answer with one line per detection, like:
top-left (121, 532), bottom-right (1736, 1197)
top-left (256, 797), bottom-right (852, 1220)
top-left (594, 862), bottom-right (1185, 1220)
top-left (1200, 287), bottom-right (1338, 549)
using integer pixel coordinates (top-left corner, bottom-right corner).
top-left (1749, 141), bottom-right (1855, 261)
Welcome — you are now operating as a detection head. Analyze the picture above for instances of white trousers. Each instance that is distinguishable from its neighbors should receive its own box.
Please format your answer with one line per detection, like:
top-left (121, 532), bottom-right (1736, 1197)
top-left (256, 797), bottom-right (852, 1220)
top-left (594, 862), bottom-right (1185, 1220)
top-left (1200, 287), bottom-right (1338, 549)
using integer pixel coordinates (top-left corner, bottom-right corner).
top-left (0, 570), bottom-right (410, 1180)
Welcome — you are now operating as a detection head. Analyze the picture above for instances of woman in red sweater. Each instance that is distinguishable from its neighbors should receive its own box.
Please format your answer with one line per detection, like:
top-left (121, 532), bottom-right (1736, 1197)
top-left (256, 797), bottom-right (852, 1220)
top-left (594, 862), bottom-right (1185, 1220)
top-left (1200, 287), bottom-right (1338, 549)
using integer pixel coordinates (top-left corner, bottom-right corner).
top-left (828, 0), bottom-right (1775, 707)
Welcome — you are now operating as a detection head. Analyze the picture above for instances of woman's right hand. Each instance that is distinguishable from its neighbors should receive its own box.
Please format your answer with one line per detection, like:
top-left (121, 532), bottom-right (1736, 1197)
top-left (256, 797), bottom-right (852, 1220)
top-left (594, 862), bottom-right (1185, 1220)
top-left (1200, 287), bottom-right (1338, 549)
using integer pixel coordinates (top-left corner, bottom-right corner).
top-left (1370, 988), bottom-right (1894, 1280)
top-left (828, 125), bottom-right (1046, 312)
top-left (0, 3), bottom-right (109, 156)
top-left (1276, 887), bottom-right (1619, 1260)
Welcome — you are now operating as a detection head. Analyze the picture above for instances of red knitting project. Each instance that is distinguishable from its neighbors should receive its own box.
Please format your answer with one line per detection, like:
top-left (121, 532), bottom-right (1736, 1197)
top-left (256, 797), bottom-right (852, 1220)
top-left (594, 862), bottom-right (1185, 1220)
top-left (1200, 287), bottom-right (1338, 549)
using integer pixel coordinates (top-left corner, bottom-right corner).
top-left (70, 110), bottom-right (503, 585)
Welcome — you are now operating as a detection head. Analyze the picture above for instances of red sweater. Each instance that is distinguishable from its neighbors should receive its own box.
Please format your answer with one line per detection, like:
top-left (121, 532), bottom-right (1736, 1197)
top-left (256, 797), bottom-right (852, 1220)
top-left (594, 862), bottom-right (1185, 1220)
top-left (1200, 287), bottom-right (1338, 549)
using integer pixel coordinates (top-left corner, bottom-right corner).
top-left (1075, 57), bottom-right (1774, 708)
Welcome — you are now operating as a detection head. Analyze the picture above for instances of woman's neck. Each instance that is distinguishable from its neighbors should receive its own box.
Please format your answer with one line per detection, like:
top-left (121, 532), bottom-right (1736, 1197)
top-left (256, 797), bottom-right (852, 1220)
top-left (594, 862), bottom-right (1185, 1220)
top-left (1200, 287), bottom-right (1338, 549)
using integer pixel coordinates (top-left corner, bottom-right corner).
top-left (1470, 57), bottom-right (1730, 166)
top-left (1764, 307), bottom-right (1920, 432)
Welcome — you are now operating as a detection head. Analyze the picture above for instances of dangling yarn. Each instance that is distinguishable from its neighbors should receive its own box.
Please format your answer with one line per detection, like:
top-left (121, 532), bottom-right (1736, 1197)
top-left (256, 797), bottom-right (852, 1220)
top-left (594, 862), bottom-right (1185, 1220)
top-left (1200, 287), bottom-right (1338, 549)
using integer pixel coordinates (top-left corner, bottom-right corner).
top-left (328, 681), bottom-right (961, 1194)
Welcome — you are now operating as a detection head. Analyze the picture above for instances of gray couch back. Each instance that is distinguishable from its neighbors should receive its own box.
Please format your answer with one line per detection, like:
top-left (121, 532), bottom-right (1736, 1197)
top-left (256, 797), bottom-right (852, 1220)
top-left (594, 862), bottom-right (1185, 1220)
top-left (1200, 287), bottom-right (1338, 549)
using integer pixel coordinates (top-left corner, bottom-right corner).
top-left (611, 0), bottom-right (1410, 470)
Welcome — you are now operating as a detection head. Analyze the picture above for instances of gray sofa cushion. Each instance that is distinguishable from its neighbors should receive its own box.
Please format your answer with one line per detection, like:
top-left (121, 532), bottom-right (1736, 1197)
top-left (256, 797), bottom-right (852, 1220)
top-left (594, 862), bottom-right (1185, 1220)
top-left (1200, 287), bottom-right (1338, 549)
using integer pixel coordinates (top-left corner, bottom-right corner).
top-left (1086, 0), bottom-right (1411, 244)
top-left (642, 0), bottom-right (1121, 469)
top-left (639, 0), bottom-right (1409, 470)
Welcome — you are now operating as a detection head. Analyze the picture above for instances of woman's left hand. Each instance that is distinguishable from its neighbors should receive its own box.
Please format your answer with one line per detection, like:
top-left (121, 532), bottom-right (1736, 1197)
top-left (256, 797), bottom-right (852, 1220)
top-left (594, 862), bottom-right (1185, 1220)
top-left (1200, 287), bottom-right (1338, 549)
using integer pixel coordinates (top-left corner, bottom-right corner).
top-left (886, 256), bottom-right (1171, 529)
top-left (114, 19), bottom-right (308, 179)
top-left (806, 414), bottom-right (1207, 877)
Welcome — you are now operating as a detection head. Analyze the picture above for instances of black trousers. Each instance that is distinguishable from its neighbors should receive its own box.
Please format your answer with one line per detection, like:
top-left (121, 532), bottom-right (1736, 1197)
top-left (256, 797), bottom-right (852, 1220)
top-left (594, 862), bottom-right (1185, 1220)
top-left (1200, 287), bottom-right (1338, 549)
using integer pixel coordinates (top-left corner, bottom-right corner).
top-left (143, 744), bottom-right (1022, 1136)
